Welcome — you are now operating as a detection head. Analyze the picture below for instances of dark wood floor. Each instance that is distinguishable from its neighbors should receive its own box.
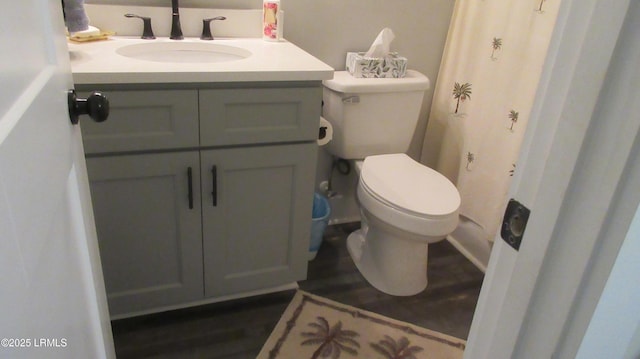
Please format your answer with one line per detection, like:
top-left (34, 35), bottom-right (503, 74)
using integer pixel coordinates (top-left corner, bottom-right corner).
top-left (111, 223), bottom-right (485, 359)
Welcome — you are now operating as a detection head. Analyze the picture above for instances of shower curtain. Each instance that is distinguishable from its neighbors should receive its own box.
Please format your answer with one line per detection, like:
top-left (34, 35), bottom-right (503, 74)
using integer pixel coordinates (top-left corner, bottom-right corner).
top-left (421, 0), bottom-right (561, 242)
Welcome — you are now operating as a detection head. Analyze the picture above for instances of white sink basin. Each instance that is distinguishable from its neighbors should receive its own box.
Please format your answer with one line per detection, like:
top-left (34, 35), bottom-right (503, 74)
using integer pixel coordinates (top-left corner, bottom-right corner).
top-left (116, 42), bottom-right (252, 63)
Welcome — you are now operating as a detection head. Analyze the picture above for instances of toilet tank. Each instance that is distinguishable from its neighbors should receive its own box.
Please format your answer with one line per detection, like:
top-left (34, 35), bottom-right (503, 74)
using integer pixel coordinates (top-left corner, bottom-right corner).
top-left (322, 70), bottom-right (430, 159)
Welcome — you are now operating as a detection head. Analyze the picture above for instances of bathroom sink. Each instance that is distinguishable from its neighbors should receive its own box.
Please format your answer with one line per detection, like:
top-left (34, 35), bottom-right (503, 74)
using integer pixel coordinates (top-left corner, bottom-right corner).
top-left (116, 42), bottom-right (252, 63)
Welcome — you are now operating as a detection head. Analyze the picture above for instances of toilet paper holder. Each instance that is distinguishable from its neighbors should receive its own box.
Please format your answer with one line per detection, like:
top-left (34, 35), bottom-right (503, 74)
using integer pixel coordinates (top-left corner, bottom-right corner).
top-left (319, 126), bottom-right (328, 140)
top-left (318, 116), bottom-right (333, 146)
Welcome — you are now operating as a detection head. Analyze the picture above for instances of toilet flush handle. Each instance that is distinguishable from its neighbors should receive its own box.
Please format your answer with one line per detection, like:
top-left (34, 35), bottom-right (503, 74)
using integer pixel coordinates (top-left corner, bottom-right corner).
top-left (342, 95), bottom-right (360, 104)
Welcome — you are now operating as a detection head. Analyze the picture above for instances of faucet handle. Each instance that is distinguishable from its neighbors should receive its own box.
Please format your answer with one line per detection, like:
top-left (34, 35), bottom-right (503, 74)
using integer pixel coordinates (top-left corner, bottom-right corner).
top-left (201, 16), bottom-right (227, 40)
top-left (124, 14), bottom-right (155, 39)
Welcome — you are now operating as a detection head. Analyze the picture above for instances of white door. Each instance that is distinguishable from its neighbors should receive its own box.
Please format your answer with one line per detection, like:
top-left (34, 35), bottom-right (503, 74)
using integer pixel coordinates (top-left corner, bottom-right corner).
top-left (0, 1), bottom-right (114, 358)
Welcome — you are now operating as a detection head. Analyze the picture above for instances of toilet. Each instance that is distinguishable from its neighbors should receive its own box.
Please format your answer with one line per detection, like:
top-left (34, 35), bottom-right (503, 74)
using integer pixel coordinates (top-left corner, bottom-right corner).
top-left (322, 70), bottom-right (461, 296)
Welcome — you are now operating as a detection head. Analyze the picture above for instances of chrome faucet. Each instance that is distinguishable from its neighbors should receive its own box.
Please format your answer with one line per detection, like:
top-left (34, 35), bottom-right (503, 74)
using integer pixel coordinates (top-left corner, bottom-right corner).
top-left (170, 0), bottom-right (183, 40)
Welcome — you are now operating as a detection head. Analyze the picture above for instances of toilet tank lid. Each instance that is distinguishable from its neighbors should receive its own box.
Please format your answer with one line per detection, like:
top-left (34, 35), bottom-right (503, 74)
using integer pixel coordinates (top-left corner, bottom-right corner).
top-left (323, 70), bottom-right (430, 93)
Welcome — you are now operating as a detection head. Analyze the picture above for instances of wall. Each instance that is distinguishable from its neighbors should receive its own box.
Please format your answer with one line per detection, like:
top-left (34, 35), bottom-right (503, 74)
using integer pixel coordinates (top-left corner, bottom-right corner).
top-left (83, 0), bottom-right (456, 224)
top-left (575, 204), bottom-right (640, 358)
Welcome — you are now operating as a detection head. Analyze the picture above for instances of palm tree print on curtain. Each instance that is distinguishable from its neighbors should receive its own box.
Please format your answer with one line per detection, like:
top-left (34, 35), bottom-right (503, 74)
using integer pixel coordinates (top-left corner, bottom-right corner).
top-left (300, 317), bottom-right (360, 358)
top-left (452, 82), bottom-right (472, 114)
top-left (370, 335), bottom-right (424, 359)
top-left (466, 152), bottom-right (475, 171)
top-left (537, 0), bottom-right (547, 12)
top-left (508, 110), bottom-right (519, 131)
top-left (491, 37), bottom-right (503, 60)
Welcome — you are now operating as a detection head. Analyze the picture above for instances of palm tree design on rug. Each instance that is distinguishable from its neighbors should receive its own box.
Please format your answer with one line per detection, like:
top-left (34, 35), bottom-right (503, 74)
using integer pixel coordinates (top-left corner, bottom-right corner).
top-left (508, 110), bottom-right (519, 131)
top-left (370, 335), bottom-right (424, 359)
top-left (452, 82), bottom-right (472, 114)
top-left (300, 317), bottom-right (360, 358)
top-left (490, 37), bottom-right (503, 60)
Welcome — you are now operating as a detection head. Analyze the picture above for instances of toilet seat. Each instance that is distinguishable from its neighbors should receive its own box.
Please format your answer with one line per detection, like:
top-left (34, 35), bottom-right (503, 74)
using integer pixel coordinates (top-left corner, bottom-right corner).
top-left (361, 153), bottom-right (460, 218)
top-left (358, 153), bottom-right (460, 237)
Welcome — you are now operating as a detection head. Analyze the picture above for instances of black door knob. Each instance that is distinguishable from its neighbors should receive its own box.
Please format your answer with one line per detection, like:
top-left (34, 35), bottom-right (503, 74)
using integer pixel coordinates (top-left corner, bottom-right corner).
top-left (68, 90), bottom-right (109, 125)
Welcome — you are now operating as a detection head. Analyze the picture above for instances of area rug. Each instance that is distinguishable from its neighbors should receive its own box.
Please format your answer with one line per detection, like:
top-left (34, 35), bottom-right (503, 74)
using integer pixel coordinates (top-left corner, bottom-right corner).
top-left (257, 290), bottom-right (465, 359)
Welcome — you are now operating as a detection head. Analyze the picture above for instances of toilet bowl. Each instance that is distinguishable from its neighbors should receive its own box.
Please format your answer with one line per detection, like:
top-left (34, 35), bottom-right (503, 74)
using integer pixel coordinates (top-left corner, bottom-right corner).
top-left (347, 154), bottom-right (460, 296)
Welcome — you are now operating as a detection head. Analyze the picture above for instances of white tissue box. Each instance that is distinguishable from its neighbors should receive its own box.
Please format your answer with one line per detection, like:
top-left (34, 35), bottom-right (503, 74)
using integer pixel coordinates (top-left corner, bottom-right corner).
top-left (346, 52), bottom-right (408, 78)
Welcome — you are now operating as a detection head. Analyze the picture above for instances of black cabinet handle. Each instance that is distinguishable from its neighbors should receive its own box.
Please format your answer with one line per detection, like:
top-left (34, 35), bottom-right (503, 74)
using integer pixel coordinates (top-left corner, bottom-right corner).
top-left (211, 165), bottom-right (217, 207)
top-left (187, 167), bottom-right (194, 209)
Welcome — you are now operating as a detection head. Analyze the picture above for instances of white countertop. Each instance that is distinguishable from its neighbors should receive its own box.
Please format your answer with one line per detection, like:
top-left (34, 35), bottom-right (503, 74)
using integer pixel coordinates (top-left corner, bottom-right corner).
top-left (69, 36), bottom-right (334, 85)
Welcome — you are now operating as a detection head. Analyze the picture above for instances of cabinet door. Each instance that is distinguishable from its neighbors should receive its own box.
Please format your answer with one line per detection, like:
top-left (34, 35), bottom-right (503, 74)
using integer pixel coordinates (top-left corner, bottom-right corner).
top-left (201, 143), bottom-right (317, 297)
top-left (87, 152), bottom-right (203, 316)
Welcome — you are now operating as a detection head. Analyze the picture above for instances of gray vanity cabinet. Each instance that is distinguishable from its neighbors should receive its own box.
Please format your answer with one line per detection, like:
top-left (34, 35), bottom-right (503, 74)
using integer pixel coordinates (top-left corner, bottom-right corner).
top-left (80, 84), bottom-right (320, 317)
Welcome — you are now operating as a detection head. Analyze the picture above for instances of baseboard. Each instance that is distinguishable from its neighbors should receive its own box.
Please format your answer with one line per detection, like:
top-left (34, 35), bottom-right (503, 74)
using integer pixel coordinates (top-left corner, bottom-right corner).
top-left (110, 282), bottom-right (299, 320)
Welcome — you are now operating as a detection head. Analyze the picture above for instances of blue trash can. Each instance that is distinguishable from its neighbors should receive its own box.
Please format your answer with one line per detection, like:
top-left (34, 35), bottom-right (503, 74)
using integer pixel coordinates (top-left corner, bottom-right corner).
top-left (309, 193), bottom-right (331, 260)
